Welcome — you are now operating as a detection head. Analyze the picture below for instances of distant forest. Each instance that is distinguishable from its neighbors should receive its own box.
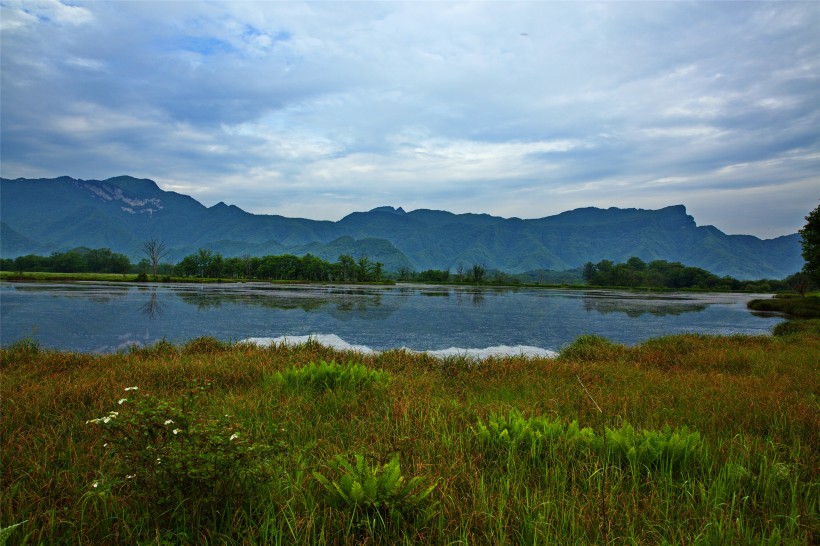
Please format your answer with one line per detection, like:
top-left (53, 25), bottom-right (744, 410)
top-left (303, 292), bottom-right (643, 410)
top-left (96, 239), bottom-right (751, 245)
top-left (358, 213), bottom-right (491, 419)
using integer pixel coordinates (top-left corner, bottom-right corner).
top-left (0, 246), bottom-right (808, 292)
top-left (582, 257), bottom-right (809, 292)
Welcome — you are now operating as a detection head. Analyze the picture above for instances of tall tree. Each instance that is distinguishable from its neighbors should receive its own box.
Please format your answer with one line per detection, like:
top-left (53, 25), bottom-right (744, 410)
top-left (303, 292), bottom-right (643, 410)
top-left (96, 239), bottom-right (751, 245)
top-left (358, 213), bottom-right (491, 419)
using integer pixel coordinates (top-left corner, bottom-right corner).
top-left (799, 203), bottom-right (820, 285)
top-left (471, 263), bottom-right (486, 284)
top-left (142, 239), bottom-right (170, 276)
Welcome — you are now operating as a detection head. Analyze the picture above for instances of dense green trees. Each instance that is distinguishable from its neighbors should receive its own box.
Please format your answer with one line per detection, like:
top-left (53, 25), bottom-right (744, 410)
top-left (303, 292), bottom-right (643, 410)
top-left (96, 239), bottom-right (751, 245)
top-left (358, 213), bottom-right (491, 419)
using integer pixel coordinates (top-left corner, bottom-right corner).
top-left (799, 203), bottom-right (819, 285)
top-left (172, 251), bottom-right (384, 282)
top-left (582, 257), bottom-right (794, 291)
top-left (1, 247), bottom-right (131, 274)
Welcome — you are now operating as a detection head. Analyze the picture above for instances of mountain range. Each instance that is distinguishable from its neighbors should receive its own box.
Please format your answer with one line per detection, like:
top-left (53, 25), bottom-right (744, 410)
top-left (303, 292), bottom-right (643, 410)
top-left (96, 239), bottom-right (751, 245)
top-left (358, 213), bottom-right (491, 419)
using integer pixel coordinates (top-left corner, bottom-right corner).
top-left (0, 175), bottom-right (804, 279)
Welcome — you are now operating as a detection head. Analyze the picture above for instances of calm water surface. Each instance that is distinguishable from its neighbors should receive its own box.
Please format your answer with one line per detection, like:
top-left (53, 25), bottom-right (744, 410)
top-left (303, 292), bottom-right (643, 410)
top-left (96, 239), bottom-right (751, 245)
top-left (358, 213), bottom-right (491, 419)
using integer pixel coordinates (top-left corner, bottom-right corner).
top-left (0, 282), bottom-right (783, 354)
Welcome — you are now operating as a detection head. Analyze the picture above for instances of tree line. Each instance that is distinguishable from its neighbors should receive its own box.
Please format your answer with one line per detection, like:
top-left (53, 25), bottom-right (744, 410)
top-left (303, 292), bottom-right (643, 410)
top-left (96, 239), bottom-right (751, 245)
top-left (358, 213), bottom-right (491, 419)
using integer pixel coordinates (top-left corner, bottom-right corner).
top-left (0, 247), bottom-right (385, 282)
top-left (1, 247), bottom-right (132, 274)
top-left (582, 257), bottom-right (806, 292)
top-left (2, 246), bottom-right (812, 292)
top-left (172, 249), bottom-right (384, 282)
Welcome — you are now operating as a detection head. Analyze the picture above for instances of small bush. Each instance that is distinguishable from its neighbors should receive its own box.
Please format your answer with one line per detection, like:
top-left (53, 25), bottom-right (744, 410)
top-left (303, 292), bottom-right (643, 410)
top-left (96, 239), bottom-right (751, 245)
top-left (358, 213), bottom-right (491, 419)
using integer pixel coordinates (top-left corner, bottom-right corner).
top-left (313, 454), bottom-right (438, 528)
top-left (181, 336), bottom-right (233, 355)
top-left (559, 334), bottom-right (627, 361)
top-left (272, 360), bottom-right (391, 392)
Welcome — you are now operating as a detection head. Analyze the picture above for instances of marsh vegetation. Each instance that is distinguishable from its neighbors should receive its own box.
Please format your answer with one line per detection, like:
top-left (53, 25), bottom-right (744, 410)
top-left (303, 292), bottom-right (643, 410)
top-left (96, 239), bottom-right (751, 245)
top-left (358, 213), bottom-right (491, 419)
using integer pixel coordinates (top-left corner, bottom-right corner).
top-left (2, 322), bottom-right (818, 544)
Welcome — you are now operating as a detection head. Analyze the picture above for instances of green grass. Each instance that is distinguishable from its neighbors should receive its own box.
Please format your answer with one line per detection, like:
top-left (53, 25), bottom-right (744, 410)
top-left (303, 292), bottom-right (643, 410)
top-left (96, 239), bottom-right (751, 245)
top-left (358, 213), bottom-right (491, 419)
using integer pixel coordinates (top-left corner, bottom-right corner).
top-left (1, 326), bottom-right (818, 544)
top-left (747, 295), bottom-right (820, 318)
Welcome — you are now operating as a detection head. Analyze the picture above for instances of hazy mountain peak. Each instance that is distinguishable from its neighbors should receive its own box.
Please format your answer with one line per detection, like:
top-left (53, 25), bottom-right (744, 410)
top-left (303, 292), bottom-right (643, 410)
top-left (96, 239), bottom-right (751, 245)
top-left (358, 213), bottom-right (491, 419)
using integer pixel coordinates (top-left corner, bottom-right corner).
top-left (369, 206), bottom-right (407, 215)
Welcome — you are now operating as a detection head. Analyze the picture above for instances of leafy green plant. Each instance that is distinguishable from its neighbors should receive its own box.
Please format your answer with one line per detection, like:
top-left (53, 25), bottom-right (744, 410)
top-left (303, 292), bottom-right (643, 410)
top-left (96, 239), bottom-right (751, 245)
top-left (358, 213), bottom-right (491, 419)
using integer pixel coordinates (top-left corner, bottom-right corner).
top-left (313, 454), bottom-right (438, 528)
top-left (475, 411), bottom-right (702, 472)
top-left (0, 521), bottom-right (26, 546)
top-left (596, 422), bottom-right (702, 472)
top-left (86, 381), bottom-right (279, 531)
top-left (272, 360), bottom-right (391, 392)
top-left (475, 410), bottom-right (594, 459)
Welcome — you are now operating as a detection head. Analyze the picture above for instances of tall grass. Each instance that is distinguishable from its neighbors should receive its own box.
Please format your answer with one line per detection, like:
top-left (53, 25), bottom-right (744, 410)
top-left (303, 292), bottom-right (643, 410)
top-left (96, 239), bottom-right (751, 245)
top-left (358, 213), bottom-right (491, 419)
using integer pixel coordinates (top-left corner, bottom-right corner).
top-left (1, 323), bottom-right (818, 544)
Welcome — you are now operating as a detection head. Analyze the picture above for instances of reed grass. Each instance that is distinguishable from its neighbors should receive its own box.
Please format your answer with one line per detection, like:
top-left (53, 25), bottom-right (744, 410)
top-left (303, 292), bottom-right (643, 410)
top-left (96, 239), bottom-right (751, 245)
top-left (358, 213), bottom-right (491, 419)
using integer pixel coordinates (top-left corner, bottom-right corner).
top-left (1, 324), bottom-right (818, 544)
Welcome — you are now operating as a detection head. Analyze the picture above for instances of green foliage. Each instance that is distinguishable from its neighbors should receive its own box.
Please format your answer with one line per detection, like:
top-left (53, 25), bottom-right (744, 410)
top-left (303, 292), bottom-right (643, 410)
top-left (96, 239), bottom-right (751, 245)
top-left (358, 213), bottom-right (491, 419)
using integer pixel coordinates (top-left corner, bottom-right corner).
top-left (172, 249), bottom-right (387, 282)
top-left (475, 411), bottom-right (594, 458)
top-left (86, 380), bottom-right (278, 531)
top-left (313, 454), bottom-right (438, 527)
top-left (0, 521), bottom-right (26, 546)
top-left (0, 338), bottom-right (40, 367)
top-left (272, 360), bottom-right (391, 392)
top-left (0, 247), bottom-right (132, 274)
top-left (475, 411), bottom-right (702, 473)
top-left (799, 203), bottom-right (820, 285)
top-left (772, 318), bottom-right (820, 337)
top-left (598, 422), bottom-right (702, 472)
top-left (417, 269), bottom-right (450, 282)
top-left (559, 334), bottom-right (627, 361)
top-left (747, 295), bottom-right (820, 318)
top-left (582, 256), bottom-right (793, 290)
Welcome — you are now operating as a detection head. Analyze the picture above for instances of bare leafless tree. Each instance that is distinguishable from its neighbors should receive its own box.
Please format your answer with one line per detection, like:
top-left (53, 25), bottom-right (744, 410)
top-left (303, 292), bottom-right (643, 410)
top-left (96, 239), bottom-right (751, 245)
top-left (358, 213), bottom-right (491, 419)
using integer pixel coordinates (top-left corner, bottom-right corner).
top-left (142, 238), bottom-right (170, 276)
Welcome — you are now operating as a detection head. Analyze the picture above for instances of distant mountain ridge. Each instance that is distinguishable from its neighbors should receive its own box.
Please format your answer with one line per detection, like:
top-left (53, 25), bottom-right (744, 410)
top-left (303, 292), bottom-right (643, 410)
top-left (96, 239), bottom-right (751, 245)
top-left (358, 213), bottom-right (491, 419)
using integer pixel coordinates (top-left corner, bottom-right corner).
top-left (0, 175), bottom-right (803, 279)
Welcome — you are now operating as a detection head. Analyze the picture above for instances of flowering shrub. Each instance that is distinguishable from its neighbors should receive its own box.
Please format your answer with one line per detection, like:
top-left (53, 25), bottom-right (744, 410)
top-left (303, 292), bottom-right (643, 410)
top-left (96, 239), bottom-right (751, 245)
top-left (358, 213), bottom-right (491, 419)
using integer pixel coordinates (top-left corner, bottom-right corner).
top-left (86, 380), bottom-right (279, 531)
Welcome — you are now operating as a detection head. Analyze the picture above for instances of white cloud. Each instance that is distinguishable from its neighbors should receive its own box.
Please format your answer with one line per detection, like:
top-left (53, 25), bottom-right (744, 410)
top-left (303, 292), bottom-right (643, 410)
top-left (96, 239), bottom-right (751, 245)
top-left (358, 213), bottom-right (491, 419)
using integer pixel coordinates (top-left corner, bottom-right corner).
top-left (1, 0), bottom-right (818, 238)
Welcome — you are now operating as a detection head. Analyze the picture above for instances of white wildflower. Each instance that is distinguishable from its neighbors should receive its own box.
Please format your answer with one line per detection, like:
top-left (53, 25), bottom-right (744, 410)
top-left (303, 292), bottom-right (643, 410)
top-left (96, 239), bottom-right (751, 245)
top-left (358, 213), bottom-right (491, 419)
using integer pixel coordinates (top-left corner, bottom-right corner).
top-left (173, 428), bottom-right (181, 435)
top-left (163, 419), bottom-right (174, 425)
top-left (92, 481), bottom-right (99, 488)
top-left (124, 386), bottom-right (138, 391)
top-left (229, 433), bottom-right (239, 441)
top-left (117, 398), bottom-right (127, 405)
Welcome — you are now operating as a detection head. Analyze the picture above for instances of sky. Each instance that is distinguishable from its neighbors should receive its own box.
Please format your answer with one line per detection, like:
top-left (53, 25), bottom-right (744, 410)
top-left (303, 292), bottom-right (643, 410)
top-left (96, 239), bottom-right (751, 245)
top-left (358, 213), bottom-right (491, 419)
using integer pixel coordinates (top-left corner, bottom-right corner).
top-left (1, 1), bottom-right (818, 238)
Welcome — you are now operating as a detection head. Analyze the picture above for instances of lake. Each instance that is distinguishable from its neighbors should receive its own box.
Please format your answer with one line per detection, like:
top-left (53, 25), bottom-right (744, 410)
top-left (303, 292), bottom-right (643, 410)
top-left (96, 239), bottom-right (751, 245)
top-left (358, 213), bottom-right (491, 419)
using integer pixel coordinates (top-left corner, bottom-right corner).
top-left (0, 282), bottom-right (783, 357)
top-left (0, 282), bottom-right (783, 356)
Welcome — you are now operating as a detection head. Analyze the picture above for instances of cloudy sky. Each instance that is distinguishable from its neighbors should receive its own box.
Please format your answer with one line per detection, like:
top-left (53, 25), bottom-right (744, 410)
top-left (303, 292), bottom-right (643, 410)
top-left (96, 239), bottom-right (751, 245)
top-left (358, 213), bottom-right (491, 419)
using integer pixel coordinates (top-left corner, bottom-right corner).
top-left (1, 1), bottom-right (818, 238)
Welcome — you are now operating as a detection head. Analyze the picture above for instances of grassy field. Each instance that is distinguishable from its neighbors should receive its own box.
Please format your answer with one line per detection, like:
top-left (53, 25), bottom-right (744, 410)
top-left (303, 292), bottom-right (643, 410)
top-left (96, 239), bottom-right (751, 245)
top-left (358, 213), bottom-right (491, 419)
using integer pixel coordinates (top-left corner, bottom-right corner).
top-left (1, 323), bottom-right (818, 545)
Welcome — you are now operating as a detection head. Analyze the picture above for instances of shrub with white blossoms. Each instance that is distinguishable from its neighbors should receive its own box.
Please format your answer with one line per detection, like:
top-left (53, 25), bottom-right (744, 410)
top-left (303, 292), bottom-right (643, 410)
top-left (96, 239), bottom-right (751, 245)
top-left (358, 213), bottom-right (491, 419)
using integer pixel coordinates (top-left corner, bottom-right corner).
top-left (86, 381), bottom-right (281, 531)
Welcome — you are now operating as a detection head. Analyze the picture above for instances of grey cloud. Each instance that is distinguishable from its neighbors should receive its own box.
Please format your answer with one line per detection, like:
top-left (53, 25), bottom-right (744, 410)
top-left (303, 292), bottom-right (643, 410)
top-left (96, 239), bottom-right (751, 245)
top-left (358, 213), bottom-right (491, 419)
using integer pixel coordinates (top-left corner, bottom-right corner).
top-left (1, 1), bottom-right (818, 238)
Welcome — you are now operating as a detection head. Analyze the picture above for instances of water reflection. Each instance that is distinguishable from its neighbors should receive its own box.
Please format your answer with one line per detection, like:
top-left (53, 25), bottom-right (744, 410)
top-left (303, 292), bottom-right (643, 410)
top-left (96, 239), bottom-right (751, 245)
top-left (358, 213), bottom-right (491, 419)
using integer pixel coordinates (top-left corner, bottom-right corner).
top-left (140, 287), bottom-right (165, 319)
top-left (582, 294), bottom-right (708, 317)
top-left (0, 282), bottom-right (782, 354)
top-left (14, 283), bottom-right (130, 304)
top-left (165, 284), bottom-right (393, 319)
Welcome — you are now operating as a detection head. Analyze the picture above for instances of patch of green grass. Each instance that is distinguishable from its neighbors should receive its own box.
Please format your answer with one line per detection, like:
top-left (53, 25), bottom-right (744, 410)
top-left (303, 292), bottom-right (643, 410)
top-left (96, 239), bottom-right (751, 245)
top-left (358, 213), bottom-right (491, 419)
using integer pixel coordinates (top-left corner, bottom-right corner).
top-left (270, 360), bottom-right (391, 392)
top-left (1, 329), bottom-right (818, 544)
top-left (748, 295), bottom-right (820, 317)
